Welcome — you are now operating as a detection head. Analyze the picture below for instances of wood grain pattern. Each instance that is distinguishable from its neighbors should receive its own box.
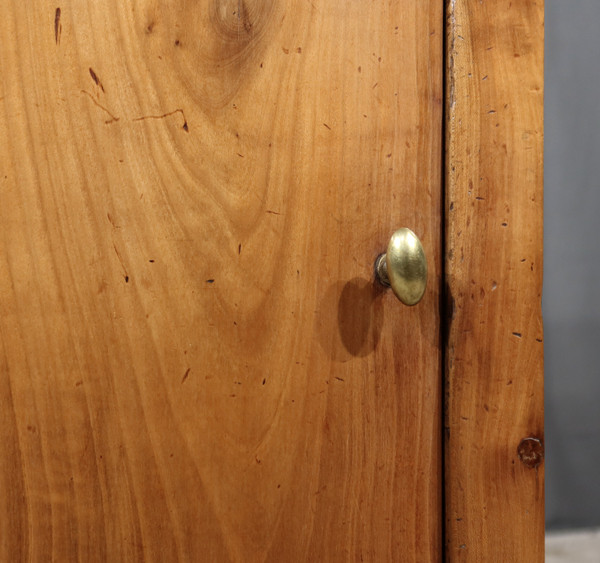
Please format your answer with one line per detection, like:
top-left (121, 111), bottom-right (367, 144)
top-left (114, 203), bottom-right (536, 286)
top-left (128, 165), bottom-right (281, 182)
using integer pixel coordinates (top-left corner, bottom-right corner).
top-left (444, 0), bottom-right (544, 560)
top-left (0, 1), bottom-right (443, 560)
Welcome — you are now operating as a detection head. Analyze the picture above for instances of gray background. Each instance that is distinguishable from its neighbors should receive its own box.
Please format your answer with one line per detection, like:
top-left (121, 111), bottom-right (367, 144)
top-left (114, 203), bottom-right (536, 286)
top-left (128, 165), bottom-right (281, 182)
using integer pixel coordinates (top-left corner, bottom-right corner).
top-left (545, 1), bottom-right (600, 530)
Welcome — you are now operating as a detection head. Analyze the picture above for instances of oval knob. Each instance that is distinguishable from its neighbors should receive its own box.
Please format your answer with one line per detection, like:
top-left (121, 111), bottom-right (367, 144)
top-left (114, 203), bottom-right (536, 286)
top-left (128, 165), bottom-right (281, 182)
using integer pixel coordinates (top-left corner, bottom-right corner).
top-left (375, 228), bottom-right (427, 306)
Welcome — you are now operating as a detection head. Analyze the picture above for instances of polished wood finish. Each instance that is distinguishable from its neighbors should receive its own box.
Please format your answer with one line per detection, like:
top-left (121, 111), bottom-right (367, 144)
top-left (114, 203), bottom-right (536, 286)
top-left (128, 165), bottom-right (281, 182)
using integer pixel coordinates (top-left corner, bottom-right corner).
top-left (0, 1), bottom-right (443, 560)
top-left (444, 0), bottom-right (544, 560)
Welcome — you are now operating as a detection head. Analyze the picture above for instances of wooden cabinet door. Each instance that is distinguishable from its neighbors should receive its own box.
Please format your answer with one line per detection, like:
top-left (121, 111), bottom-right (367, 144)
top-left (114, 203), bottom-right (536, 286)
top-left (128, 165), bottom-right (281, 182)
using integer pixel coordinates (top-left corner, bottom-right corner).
top-left (0, 1), bottom-right (443, 561)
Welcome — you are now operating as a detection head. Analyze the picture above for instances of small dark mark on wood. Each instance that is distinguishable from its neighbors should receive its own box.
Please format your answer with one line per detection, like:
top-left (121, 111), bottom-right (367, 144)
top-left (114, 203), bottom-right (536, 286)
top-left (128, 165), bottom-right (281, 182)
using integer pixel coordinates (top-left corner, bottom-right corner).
top-left (133, 108), bottom-right (188, 132)
top-left (475, 196), bottom-right (484, 200)
top-left (89, 68), bottom-right (105, 93)
top-left (146, 21), bottom-right (155, 34)
top-left (334, 377), bottom-right (345, 382)
top-left (449, 201), bottom-right (454, 210)
top-left (282, 47), bottom-right (289, 54)
top-left (488, 109), bottom-right (496, 114)
top-left (501, 222), bottom-right (508, 227)
top-left (237, 153), bottom-right (244, 157)
top-left (357, 66), bottom-right (361, 73)
top-left (81, 90), bottom-right (119, 124)
top-left (482, 75), bottom-right (488, 80)
top-left (149, 259), bottom-right (155, 263)
top-left (181, 368), bottom-right (190, 384)
top-left (507, 380), bottom-right (513, 385)
top-left (323, 123), bottom-right (331, 130)
top-left (535, 338), bottom-right (543, 343)
top-left (262, 378), bottom-right (266, 385)
top-left (55, 8), bottom-right (62, 45)
top-left (206, 279), bottom-right (214, 283)
top-left (260, 62), bottom-right (263, 68)
top-left (174, 39), bottom-right (180, 46)
top-left (106, 212), bottom-right (120, 228)
top-left (386, 153), bottom-right (392, 158)
top-left (512, 332), bottom-right (522, 338)
top-left (372, 82), bottom-right (378, 89)
top-left (112, 243), bottom-right (129, 280)
top-left (266, 210), bottom-right (281, 215)
top-left (75, 381), bottom-right (83, 387)
top-left (520, 258), bottom-right (526, 262)
top-left (255, 456), bottom-right (261, 464)
top-left (296, 47), bottom-right (302, 53)
top-left (238, 244), bottom-right (242, 254)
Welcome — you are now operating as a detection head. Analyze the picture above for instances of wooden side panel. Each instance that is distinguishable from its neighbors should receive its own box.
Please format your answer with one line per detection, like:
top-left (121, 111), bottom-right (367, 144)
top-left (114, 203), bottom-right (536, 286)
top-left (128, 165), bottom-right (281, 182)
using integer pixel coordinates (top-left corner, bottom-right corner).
top-left (0, 1), bottom-right (443, 561)
top-left (444, 0), bottom-right (544, 560)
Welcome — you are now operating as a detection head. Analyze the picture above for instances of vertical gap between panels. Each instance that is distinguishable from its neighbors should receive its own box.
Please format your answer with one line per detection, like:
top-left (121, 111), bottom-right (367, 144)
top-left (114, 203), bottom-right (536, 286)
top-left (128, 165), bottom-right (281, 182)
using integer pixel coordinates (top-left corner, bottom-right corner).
top-left (440, 0), bottom-right (450, 559)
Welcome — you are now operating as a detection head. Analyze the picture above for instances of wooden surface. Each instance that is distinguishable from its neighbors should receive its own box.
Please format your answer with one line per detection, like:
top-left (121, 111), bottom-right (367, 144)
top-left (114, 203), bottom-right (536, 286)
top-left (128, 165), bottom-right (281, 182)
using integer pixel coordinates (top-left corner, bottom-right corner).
top-left (444, 0), bottom-right (544, 560)
top-left (0, 1), bottom-right (443, 560)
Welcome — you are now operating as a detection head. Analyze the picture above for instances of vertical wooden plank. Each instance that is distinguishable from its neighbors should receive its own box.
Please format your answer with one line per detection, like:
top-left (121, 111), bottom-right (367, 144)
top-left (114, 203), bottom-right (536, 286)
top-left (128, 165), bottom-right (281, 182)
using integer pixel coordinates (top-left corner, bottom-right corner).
top-left (445, 0), bottom-right (544, 560)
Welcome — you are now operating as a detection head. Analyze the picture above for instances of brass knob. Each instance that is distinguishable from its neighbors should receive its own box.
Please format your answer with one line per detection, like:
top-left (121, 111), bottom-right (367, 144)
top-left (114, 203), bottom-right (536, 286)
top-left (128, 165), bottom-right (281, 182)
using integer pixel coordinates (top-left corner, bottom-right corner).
top-left (375, 228), bottom-right (427, 306)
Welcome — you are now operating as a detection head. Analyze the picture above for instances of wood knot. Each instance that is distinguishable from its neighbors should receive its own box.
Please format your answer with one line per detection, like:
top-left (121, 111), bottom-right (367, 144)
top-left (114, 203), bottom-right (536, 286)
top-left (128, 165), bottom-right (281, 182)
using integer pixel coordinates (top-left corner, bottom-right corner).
top-left (213, 0), bottom-right (256, 39)
top-left (517, 437), bottom-right (544, 469)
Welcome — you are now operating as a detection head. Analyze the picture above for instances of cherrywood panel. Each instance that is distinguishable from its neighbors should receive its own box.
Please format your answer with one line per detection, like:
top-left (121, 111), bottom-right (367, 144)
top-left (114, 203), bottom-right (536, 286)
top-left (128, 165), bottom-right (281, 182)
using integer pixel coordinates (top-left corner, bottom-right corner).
top-left (444, 0), bottom-right (544, 560)
top-left (0, 1), bottom-right (443, 560)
